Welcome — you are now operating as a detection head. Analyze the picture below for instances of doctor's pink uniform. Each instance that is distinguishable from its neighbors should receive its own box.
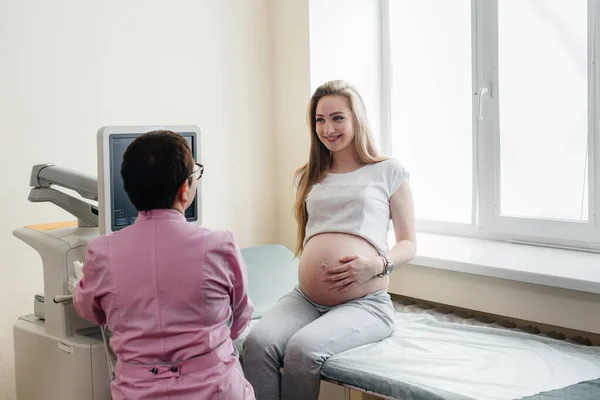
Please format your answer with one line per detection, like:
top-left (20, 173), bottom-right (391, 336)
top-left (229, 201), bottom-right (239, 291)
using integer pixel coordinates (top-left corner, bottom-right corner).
top-left (74, 209), bottom-right (255, 399)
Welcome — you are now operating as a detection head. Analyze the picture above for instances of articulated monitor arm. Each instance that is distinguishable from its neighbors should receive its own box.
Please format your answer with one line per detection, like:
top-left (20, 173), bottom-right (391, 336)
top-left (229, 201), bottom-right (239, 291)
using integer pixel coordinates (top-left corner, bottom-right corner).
top-left (28, 164), bottom-right (99, 227)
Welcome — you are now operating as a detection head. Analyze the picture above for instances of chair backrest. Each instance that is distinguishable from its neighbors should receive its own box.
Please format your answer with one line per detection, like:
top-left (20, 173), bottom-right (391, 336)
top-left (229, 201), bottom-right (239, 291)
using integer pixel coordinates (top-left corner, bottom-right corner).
top-left (241, 244), bottom-right (299, 319)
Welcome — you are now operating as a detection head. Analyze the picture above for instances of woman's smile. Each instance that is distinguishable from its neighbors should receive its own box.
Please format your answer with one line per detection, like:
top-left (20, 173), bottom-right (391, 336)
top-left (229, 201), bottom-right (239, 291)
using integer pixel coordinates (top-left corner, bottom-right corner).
top-left (323, 134), bottom-right (342, 144)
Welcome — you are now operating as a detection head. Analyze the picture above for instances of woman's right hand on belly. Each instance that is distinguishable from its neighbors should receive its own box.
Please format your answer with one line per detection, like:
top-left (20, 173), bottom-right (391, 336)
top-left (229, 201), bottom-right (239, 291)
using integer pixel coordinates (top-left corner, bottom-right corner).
top-left (323, 254), bottom-right (382, 294)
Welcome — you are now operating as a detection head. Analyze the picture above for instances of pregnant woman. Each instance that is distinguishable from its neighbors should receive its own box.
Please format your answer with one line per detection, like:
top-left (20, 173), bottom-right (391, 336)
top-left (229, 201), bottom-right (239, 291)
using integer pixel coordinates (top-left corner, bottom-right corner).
top-left (243, 80), bottom-right (417, 400)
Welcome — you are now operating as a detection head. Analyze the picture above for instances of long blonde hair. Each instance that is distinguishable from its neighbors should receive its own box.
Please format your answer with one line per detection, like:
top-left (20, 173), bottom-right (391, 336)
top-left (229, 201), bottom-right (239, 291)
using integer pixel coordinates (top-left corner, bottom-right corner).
top-left (293, 80), bottom-right (386, 255)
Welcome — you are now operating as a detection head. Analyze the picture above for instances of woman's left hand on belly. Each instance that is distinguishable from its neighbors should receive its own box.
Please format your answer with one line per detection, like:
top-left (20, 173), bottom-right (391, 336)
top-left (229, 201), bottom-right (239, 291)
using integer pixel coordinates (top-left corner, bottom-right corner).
top-left (323, 255), bottom-right (383, 293)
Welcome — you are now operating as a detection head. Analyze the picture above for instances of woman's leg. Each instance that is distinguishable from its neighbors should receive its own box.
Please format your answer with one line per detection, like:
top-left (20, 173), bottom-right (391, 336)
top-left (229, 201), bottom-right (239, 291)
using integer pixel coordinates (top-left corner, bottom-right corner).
top-left (281, 290), bottom-right (395, 400)
top-left (243, 288), bottom-right (321, 400)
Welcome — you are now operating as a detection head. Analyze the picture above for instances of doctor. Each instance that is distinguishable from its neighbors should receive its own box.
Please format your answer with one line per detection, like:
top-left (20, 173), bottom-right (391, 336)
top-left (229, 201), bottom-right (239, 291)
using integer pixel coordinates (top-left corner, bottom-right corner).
top-left (74, 130), bottom-right (255, 399)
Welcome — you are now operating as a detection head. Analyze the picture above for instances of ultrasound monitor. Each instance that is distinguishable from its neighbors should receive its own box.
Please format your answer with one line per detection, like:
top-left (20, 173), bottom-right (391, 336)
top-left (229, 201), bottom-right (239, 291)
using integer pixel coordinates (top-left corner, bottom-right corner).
top-left (97, 125), bottom-right (202, 234)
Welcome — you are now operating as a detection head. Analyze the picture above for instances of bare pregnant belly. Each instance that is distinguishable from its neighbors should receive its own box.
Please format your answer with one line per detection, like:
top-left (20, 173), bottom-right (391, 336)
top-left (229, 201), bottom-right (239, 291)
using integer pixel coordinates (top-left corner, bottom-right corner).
top-left (298, 233), bottom-right (389, 306)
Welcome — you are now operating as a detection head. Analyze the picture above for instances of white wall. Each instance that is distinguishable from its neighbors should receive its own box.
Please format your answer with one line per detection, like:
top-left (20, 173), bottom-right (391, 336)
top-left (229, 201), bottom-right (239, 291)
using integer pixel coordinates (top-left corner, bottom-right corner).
top-left (0, 1), bottom-right (275, 398)
top-left (270, 0), bottom-right (312, 252)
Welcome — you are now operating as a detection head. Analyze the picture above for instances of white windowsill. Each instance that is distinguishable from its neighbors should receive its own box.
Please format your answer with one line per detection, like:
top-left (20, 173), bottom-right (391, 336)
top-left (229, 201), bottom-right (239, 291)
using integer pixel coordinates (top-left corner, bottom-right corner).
top-left (408, 232), bottom-right (600, 295)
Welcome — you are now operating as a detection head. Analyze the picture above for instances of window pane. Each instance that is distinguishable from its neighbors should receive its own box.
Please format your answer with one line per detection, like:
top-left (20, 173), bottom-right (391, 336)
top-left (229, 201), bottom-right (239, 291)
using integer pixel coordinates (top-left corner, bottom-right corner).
top-left (390, 0), bottom-right (473, 223)
top-left (498, 1), bottom-right (588, 221)
top-left (309, 0), bottom-right (383, 150)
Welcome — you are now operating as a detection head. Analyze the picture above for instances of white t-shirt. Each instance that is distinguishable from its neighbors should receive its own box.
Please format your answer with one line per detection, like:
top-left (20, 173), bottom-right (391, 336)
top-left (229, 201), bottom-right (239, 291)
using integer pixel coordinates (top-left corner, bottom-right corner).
top-left (302, 159), bottom-right (409, 254)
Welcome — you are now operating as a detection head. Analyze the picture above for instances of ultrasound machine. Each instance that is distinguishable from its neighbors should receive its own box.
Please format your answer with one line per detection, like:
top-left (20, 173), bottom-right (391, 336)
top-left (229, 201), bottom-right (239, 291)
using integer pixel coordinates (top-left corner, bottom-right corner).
top-left (12, 125), bottom-right (299, 400)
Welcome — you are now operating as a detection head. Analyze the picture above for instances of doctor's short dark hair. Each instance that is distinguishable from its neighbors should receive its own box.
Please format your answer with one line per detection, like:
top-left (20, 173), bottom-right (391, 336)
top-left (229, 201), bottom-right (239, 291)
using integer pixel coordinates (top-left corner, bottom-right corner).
top-left (121, 130), bottom-right (194, 211)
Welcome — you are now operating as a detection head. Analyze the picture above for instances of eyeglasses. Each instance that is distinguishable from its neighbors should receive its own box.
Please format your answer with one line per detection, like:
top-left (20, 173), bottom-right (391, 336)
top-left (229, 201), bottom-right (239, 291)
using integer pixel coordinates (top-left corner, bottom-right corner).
top-left (189, 162), bottom-right (204, 181)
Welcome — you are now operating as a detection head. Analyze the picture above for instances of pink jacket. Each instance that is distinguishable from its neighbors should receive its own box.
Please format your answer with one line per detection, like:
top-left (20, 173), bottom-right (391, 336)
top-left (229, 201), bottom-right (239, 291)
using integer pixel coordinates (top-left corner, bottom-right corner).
top-left (74, 209), bottom-right (255, 399)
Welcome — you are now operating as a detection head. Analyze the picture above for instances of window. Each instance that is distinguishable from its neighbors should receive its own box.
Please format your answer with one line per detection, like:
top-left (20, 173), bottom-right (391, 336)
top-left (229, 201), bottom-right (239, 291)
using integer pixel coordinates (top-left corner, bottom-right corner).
top-left (310, 0), bottom-right (600, 250)
top-left (390, 0), bottom-right (473, 224)
top-left (497, 1), bottom-right (588, 223)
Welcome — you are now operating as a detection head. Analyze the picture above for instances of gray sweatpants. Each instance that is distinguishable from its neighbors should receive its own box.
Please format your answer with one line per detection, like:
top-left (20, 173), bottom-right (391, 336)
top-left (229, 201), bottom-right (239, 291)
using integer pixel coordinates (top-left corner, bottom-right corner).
top-left (242, 286), bottom-right (395, 400)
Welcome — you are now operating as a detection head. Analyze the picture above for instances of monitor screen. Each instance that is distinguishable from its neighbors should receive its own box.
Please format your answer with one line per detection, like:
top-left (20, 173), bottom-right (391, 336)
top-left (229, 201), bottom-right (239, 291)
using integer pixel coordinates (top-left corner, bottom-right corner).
top-left (107, 132), bottom-right (198, 232)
